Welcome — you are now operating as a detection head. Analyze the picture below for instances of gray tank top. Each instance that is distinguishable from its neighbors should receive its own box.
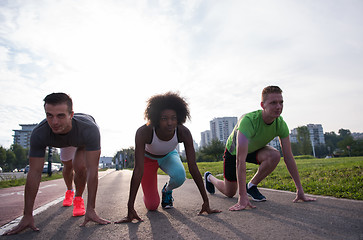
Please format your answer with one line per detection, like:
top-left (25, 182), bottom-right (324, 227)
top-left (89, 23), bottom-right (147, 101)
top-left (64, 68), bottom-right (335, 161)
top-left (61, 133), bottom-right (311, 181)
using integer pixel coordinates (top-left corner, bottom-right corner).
top-left (29, 113), bottom-right (100, 157)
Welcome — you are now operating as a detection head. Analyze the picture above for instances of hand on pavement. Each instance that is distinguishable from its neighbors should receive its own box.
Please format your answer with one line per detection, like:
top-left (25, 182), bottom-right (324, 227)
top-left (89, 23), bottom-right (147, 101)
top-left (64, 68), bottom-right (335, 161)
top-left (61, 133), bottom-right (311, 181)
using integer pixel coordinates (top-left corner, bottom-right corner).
top-left (80, 209), bottom-right (111, 227)
top-left (2, 215), bottom-right (39, 236)
top-left (115, 208), bottom-right (143, 224)
top-left (229, 198), bottom-right (256, 211)
top-left (293, 193), bottom-right (316, 203)
top-left (198, 202), bottom-right (221, 215)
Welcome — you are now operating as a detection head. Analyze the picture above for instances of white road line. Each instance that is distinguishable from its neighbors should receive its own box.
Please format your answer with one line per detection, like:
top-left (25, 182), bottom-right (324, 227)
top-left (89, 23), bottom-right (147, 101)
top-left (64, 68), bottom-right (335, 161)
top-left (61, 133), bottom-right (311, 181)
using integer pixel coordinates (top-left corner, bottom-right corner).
top-left (0, 169), bottom-right (114, 235)
top-left (0, 184), bottom-right (58, 197)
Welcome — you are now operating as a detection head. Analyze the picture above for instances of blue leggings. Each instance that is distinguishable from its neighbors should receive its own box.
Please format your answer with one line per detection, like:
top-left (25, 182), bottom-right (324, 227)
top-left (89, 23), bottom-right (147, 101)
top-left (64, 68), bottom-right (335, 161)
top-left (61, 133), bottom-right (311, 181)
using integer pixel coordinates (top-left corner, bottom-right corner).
top-left (141, 150), bottom-right (186, 210)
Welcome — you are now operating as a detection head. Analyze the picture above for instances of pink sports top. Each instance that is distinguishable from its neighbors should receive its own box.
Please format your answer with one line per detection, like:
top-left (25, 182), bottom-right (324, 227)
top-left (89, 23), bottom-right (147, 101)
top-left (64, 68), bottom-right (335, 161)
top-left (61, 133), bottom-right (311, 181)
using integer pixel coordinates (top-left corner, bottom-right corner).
top-left (145, 128), bottom-right (179, 156)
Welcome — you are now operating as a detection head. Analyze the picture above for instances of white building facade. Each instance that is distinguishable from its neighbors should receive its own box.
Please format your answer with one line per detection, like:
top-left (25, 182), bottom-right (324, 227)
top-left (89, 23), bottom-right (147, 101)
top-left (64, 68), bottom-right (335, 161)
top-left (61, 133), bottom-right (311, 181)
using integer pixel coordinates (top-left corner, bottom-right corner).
top-left (200, 130), bottom-right (212, 148)
top-left (307, 124), bottom-right (325, 146)
top-left (290, 124), bottom-right (325, 145)
top-left (210, 117), bottom-right (238, 144)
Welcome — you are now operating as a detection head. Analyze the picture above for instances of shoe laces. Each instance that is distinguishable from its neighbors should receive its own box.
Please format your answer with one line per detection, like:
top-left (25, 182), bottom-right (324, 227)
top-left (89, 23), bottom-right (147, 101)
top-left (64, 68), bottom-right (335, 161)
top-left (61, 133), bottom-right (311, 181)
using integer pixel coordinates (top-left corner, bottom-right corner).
top-left (249, 186), bottom-right (263, 197)
top-left (74, 198), bottom-right (83, 207)
top-left (163, 190), bottom-right (173, 203)
top-left (65, 191), bottom-right (73, 198)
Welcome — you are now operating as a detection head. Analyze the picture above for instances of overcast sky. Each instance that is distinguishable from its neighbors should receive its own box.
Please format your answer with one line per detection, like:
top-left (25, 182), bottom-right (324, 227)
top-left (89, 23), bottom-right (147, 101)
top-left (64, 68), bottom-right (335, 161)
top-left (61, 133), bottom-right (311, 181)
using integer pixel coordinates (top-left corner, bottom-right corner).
top-left (0, 0), bottom-right (362, 156)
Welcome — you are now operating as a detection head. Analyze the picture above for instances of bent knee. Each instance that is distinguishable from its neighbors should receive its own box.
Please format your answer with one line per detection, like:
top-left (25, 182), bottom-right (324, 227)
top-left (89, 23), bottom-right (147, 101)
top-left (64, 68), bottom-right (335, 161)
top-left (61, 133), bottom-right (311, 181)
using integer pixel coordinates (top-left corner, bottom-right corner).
top-left (260, 148), bottom-right (281, 166)
top-left (224, 182), bottom-right (237, 198)
top-left (168, 169), bottom-right (186, 188)
top-left (226, 192), bottom-right (236, 198)
top-left (143, 196), bottom-right (160, 211)
top-left (174, 174), bottom-right (186, 187)
top-left (269, 150), bottom-right (281, 164)
top-left (145, 202), bottom-right (159, 211)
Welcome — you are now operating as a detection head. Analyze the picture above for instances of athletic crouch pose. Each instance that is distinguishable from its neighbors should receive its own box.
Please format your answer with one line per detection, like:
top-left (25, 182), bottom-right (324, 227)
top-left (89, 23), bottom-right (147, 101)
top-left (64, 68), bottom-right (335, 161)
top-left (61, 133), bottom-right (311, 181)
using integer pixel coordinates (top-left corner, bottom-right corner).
top-left (3, 93), bottom-right (110, 236)
top-left (117, 92), bottom-right (220, 223)
top-left (204, 86), bottom-right (316, 211)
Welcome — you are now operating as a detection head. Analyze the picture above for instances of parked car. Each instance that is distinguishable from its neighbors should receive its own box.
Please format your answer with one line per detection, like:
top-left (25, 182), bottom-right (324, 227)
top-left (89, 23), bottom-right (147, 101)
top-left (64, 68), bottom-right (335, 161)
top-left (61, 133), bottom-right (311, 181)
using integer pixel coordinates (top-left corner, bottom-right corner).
top-left (0, 166), bottom-right (2, 173)
top-left (24, 165), bottom-right (30, 174)
top-left (52, 163), bottom-right (62, 171)
top-left (42, 163), bottom-right (60, 173)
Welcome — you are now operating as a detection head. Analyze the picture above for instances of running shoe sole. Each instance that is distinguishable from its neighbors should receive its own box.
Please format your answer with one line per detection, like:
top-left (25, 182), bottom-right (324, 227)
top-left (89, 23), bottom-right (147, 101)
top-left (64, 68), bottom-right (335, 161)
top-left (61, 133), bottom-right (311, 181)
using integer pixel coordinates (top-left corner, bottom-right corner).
top-left (247, 193), bottom-right (267, 202)
top-left (204, 171), bottom-right (215, 194)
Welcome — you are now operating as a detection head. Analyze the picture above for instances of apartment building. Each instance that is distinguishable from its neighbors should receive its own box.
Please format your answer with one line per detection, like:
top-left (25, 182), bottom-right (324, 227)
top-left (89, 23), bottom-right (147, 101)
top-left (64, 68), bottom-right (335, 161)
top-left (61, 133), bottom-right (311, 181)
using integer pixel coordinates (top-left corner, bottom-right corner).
top-left (210, 117), bottom-right (238, 144)
top-left (307, 124), bottom-right (325, 145)
top-left (200, 130), bottom-right (212, 148)
top-left (13, 124), bottom-right (38, 149)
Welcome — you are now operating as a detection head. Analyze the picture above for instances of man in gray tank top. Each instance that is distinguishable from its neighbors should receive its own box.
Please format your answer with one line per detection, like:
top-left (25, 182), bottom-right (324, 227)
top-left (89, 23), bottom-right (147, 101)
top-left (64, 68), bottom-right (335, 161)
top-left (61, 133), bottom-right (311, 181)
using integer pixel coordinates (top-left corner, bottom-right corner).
top-left (4, 93), bottom-right (110, 236)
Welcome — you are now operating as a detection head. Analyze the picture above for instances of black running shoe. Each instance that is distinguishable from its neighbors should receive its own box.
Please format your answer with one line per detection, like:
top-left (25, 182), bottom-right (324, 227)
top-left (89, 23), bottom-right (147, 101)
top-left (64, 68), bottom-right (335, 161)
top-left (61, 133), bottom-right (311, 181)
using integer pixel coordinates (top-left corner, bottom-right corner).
top-left (204, 171), bottom-right (215, 194)
top-left (247, 185), bottom-right (266, 202)
top-left (161, 183), bottom-right (174, 209)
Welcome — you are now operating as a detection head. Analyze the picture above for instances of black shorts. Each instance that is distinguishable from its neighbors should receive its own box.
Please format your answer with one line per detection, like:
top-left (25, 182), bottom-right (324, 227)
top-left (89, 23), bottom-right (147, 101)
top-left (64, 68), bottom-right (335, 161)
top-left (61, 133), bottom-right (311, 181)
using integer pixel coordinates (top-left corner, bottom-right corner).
top-left (223, 148), bottom-right (261, 182)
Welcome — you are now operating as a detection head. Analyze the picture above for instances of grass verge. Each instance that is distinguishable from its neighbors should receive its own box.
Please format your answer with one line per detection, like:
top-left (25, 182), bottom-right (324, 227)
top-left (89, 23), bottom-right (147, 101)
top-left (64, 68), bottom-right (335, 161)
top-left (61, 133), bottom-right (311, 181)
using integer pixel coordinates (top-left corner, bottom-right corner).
top-left (0, 173), bottom-right (64, 188)
top-left (0, 168), bottom-right (111, 189)
top-left (158, 156), bottom-right (363, 200)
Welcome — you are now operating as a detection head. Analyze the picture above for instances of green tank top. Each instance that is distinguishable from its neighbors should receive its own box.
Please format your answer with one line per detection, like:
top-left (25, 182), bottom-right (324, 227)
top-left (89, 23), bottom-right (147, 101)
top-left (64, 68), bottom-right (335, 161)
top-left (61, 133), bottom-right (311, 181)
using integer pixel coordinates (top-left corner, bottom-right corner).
top-left (226, 110), bottom-right (289, 155)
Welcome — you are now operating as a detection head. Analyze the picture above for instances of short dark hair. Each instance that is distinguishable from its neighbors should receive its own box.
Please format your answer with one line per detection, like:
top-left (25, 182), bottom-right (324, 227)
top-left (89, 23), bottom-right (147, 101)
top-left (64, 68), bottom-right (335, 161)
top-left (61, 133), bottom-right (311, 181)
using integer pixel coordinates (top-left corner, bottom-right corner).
top-left (262, 86), bottom-right (282, 103)
top-left (43, 93), bottom-right (73, 113)
top-left (144, 92), bottom-right (190, 127)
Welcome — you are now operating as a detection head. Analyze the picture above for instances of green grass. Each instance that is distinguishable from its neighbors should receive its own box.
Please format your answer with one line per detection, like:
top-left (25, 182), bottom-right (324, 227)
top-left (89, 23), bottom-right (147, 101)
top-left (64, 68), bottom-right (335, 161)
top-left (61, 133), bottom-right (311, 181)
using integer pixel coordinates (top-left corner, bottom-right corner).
top-left (158, 156), bottom-right (363, 200)
top-left (0, 173), bottom-right (64, 188)
top-left (0, 168), bottom-right (111, 189)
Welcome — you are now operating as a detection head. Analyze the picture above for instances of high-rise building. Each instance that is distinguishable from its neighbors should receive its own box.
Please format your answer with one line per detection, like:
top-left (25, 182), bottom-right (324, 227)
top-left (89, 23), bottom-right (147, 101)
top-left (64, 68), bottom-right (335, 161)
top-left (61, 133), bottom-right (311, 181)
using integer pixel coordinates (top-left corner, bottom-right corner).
top-left (289, 124), bottom-right (325, 157)
top-left (290, 128), bottom-right (298, 143)
top-left (200, 130), bottom-right (212, 148)
top-left (307, 124), bottom-right (325, 146)
top-left (289, 124), bottom-right (325, 146)
top-left (13, 124), bottom-right (38, 149)
top-left (210, 117), bottom-right (237, 144)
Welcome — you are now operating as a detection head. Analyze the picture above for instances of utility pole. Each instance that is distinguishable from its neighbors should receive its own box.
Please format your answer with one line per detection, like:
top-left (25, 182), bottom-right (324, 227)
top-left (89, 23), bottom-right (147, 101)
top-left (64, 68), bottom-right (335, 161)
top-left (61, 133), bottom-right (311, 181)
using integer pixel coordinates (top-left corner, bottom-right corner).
top-left (47, 146), bottom-right (53, 177)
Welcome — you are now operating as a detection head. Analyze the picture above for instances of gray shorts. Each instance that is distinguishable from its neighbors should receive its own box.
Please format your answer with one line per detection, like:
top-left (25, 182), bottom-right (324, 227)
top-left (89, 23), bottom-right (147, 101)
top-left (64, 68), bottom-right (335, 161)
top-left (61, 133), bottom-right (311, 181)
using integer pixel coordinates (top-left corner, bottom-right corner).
top-left (60, 147), bottom-right (77, 162)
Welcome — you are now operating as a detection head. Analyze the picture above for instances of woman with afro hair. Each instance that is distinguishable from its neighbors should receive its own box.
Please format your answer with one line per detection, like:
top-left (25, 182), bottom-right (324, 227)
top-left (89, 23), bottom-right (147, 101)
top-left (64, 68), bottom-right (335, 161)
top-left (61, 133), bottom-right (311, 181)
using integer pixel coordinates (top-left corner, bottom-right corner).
top-left (117, 92), bottom-right (220, 223)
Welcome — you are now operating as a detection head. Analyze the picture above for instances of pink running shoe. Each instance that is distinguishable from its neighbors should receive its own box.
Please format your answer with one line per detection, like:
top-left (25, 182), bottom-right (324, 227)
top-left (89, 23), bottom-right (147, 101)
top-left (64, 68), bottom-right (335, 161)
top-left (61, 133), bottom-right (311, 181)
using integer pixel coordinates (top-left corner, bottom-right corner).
top-left (62, 190), bottom-right (74, 207)
top-left (73, 197), bottom-right (86, 217)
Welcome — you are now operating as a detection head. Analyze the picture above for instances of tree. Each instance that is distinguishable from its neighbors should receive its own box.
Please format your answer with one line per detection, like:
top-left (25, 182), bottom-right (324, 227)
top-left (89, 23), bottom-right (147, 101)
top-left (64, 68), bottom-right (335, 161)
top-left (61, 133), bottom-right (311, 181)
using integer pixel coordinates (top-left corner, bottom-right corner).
top-left (49, 148), bottom-right (61, 163)
top-left (337, 130), bottom-right (354, 157)
top-left (313, 144), bottom-right (328, 158)
top-left (0, 146), bottom-right (6, 168)
top-left (338, 128), bottom-right (351, 137)
top-left (324, 131), bottom-right (339, 156)
top-left (350, 139), bottom-right (363, 156)
top-left (197, 139), bottom-right (225, 162)
top-left (290, 142), bottom-right (300, 156)
top-left (114, 147), bottom-right (135, 169)
top-left (296, 126), bottom-right (312, 155)
top-left (5, 150), bottom-right (16, 172)
top-left (11, 144), bottom-right (28, 169)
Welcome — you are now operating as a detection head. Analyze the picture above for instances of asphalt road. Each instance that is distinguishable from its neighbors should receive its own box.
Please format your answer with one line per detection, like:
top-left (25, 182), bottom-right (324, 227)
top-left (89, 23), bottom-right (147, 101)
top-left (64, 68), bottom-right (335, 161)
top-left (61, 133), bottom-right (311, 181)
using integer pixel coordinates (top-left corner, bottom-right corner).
top-left (0, 169), bottom-right (362, 240)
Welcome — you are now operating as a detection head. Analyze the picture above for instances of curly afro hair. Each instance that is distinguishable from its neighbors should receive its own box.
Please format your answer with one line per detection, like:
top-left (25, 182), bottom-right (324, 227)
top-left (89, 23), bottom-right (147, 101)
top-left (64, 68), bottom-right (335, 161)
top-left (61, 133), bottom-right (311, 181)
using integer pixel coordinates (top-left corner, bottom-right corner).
top-left (144, 92), bottom-right (191, 127)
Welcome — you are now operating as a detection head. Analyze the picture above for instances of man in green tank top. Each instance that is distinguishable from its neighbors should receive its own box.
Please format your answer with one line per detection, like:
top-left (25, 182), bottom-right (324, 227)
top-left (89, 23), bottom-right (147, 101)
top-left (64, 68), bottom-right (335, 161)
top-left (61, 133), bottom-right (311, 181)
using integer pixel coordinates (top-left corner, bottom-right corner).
top-left (204, 86), bottom-right (316, 211)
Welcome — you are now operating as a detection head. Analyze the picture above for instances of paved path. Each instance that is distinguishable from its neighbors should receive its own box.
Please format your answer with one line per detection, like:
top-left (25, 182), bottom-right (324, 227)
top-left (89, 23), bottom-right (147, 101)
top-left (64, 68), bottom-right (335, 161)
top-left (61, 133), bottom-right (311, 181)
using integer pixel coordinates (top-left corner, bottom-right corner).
top-left (1, 169), bottom-right (362, 239)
